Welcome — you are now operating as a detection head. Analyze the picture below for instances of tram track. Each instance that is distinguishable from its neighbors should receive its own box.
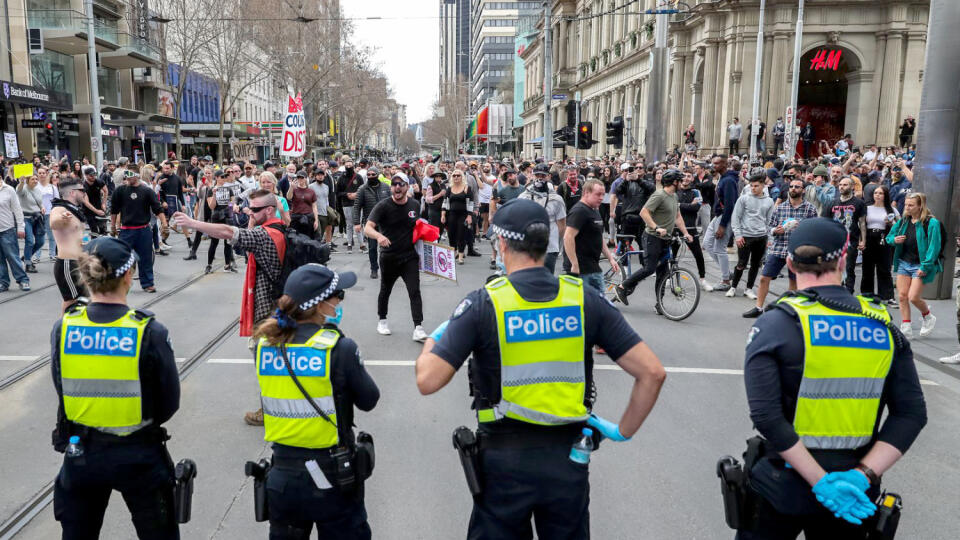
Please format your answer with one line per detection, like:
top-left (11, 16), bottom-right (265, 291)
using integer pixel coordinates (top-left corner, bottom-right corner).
top-left (0, 315), bottom-right (241, 540)
top-left (0, 264), bottom-right (223, 393)
top-left (0, 282), bottom-right (57, 306)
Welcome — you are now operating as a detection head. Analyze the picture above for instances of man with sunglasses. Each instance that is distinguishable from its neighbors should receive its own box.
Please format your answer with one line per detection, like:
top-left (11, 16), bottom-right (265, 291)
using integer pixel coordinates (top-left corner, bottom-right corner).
top-left (172, 189), bottom-right (286, 425)
top-left (238, 162), bottom-right (259, 192)
top-left (364, 174), bottom-right (428, 342)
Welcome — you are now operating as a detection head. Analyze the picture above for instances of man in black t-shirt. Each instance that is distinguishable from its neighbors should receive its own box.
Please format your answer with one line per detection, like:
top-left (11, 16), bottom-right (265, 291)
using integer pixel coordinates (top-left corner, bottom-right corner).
top-left (821, 176), bottom-right (867, 293)
top-left (364, 174), bottom-right (427, 342)
top-left (563, 179), bottom-right (618, 293)
top-left (611, 169), bottom-right (656, 253)
top-left (110, 171), bottom-right (167, 293)
top-left (81, 166), bottom-right (108, 235)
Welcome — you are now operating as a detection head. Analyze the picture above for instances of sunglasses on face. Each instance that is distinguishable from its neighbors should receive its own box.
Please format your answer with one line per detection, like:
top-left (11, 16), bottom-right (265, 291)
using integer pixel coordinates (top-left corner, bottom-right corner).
top-left (247, 204), bottom-right (274, 213)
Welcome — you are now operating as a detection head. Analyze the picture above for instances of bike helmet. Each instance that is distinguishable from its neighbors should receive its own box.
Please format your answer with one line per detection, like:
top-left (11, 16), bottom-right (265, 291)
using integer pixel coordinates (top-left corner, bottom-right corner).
top-left (661, 169), bottom-right (683, 186)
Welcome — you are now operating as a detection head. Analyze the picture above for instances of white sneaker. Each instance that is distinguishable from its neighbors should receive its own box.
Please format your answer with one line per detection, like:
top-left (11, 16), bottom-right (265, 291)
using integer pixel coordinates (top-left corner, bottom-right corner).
top-left (899, 322), bottom-right (913, 339)
top-left (377, 320), bottom-right (391, 335)
top-left (412, 325), bottom-right (428, 343)
top-left (700, 278), bottom-right (713, 292)
top-left (920, 314), bottom-right (937, 337)
top-left (159, 242), bottom-right (172, 251)
top-left (744, 288), bottom-right (757, 300)
top-left (725, 287), bottom-right (737, 298)
top-left (31, 254), bottom-right (40, 265)
top-left (939, 352), bottom-right (960, 364)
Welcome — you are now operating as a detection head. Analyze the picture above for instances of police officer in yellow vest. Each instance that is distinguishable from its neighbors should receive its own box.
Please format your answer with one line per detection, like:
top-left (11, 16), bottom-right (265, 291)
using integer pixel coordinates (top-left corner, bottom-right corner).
top-left (51, 237), bottom-right (181, 539)
top-left (252, 263), bottom-right (379, 539)
top-left (415, 198), bottom-right (667, 539)
top-left (739, 218), bottom-right (927, 539)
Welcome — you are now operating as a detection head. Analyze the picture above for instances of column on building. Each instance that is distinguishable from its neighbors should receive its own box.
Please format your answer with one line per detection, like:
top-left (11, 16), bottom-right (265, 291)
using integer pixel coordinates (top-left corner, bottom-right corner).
top-left (716, 35), bottom-right (732, 135)
top-left (766, 33), bottom-right (790, 140)
top-left (700, 41), bottom-right (720, 151)
top-left (900, 31), bottom-right (925, 127)
top-left (625, 80), bottom-right (636, 151)
top-left (669, 52), bottom-right (687, 148)
top-left (864, 32), bottom-right (888, 144)
top-left (844, 71), bottom-right (873, 141)
top-left (636, 78), bottom-right (647, 153)
top-left (876, 32), bottom-right (904, 145)
top-left (759, 35), bottom-right (774, 123)
top-left (577, 15), bottom-right (586, 69)
top-left (680, 53), bottom-right (694, 139)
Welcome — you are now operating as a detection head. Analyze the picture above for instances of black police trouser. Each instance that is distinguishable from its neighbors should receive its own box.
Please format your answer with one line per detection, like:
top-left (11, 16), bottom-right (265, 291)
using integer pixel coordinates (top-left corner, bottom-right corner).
top-left (54, 442), bottom-right (178, 540)
top-left (266, 465), bottom-right (371, 540)
top-left (735, 494), bottom-right (872, 540)
top-left (468, 444), bottom-right (589, 540)
top-left (843, 239), bottom-right (858, 294)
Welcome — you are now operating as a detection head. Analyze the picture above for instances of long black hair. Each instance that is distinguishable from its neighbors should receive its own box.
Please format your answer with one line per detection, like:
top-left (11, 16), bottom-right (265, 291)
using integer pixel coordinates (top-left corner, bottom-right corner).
top-left (872, 185), bottom-right (895, 215)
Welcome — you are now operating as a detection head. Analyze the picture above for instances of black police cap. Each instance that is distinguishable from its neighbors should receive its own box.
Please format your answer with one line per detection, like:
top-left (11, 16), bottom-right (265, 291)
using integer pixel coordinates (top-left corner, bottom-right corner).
top-left (84, 237), bottom-right (138, 277)
top-left (284, 264), bottom-right (357, 311)
top-left (788, 218), bottom-right (849, 264)
top-left (490, 199), bottom-right (549, 241)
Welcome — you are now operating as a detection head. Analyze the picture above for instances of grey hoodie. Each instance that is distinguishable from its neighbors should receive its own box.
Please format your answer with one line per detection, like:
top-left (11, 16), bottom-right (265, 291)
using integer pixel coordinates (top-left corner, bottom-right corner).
top-left (732, 189), bottom-right (774, 238)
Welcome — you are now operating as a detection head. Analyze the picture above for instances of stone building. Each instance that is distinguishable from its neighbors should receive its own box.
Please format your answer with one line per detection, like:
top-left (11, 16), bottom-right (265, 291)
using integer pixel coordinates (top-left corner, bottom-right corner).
top-left (522, 0), bottom-right (929, 158)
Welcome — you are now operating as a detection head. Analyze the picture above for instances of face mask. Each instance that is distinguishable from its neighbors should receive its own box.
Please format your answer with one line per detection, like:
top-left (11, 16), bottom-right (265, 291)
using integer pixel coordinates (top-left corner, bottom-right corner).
top-left (533, 179), bottom-right (546, 190)
top-left (345, 167), bottom-right (354, 175)
top-left (323, 302), bottom-right (343, 325)
top-left (368, 176), bottom-right (379, 185)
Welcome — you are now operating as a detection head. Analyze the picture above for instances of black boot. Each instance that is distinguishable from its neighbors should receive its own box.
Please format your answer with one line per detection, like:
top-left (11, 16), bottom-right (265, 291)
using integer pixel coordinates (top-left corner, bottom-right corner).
top-left (183, 252), bottom-right (197, 261)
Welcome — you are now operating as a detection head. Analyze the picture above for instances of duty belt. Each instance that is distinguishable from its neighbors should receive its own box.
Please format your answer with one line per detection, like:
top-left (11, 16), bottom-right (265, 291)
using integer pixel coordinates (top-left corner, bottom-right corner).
top-left (479, 426), bottom-right (582, 450)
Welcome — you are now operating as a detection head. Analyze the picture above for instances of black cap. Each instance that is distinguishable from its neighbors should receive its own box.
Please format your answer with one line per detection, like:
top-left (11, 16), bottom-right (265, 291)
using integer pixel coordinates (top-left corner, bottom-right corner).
top-left (264, 160), bottom-right (275, 168)
top-left (303, 159), bottom-right (313, 165)
top-left (430, 171), bottom-right (447, 179)
top-left (533, 164), bottom-right (550, 176)
top-left (202, 155), bottom-right (213, 161)
top-left (490, 199), bottom-right (549, 241)
top-left (283, 264), bottom-right (357, 310)
top-left (84, 237), bottom-right (138, 277)
top-left (214, 169), bottom-right (228, 178)
top-left (358, 158), bottom-right (370, 165)
top-left (788, 218), bottom-right (849, 264)
top-left (295, 170), bottom-right (307, 178)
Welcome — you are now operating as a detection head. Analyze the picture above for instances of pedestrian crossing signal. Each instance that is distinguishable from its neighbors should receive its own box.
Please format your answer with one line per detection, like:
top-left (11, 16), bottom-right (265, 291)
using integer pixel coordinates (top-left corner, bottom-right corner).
top-left (577, 122), bottom-right (593, 150)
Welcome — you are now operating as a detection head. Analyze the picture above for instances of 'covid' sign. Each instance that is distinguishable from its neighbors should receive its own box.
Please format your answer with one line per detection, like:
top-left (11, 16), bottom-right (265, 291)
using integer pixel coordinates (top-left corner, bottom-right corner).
top-left (64, 326), bottom-right (138, 356)
top-left (279, 93), bottom-right (305, 157)
top-left (259, 346), bottom-right (327, 377)
top-left (504, 306), bottom-right (582, 343)
top-left (809, 315), bottom-right (890, 350)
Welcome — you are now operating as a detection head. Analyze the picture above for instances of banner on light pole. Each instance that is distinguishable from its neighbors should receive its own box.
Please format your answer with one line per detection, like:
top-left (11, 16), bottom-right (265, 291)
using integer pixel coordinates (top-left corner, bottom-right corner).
top-left (280, 92), bottom-right (305, 157)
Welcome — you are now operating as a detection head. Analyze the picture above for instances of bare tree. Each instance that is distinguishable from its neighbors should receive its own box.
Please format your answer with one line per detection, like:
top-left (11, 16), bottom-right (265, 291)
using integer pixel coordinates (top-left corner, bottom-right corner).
top-left (154, 0), bottom-right (219, 156)
top-left (397, 128), bottom-right (420, 155)
top-left (422, 76), bottom-right (471, 158)
top-left (199, 0), bottom-right (268, 160)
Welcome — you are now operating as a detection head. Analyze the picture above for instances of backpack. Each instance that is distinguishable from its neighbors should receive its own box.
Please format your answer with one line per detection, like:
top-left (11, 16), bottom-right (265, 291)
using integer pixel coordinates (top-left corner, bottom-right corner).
top-left (266, 224), bottom-right (331, 299)
top-left (920, 218), bottom-right (948, 262)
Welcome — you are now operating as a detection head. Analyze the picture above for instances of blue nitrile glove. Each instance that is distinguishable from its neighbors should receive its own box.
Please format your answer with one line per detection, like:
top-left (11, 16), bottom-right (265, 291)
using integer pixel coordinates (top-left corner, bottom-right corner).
top-left (429, 320), bottom-right (449, 342)
top-left (587, 414), bottom-right (630, 442)
top-left (812, 474), bottom-right (877, 525)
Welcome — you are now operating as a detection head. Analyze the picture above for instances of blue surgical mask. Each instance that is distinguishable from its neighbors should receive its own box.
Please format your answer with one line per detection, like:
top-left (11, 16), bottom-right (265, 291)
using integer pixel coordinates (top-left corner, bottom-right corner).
top-left (324, 302), bottom-right (343, 325)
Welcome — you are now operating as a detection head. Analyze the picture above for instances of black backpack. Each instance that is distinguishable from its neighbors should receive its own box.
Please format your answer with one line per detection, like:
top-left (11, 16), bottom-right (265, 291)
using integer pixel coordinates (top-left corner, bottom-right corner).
top-left (921, 217), bottom-right (948, 262)
top-left (266, 224), bottom-right (331, 300)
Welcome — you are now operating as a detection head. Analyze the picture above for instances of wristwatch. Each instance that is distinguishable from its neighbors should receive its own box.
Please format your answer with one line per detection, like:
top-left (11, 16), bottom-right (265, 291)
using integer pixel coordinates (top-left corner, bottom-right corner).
top-left (855, 464), bottom-right (880, 487)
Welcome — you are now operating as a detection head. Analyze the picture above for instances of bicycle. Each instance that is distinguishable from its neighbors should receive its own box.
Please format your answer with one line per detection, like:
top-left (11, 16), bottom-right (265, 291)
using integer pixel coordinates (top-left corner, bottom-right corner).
top-left (601, 230), bottom-right (700, 321)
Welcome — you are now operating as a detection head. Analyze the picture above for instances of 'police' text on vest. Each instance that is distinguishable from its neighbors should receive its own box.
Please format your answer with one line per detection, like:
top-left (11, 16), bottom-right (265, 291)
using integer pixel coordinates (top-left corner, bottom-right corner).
top-left (505, 306), bottom-right (582, 343)
top-left (809, 315), bottom-right (890, 350)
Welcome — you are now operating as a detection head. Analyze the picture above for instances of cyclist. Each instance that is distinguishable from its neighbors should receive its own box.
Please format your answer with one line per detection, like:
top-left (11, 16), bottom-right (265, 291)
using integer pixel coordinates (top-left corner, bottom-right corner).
top-left (615, 170), bottom-right (693, 311)
top-left (610, 164), bottom-right (655, 261)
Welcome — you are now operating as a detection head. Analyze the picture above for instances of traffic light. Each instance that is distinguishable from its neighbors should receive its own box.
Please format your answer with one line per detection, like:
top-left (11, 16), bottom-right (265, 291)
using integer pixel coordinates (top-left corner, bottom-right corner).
top-left (577, 122), bottom-right (593, 149)
top-left (605, 116), bottom-right (624, 148)
top-left (43, 122), bottom-right (54, 145)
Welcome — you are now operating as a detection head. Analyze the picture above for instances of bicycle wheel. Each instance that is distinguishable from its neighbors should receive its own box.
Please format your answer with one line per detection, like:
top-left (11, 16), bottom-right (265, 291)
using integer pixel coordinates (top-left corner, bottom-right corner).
top-left (657, 266), bottom-right (700, 321)
top-left (600, 258), bottom-right (627, 302)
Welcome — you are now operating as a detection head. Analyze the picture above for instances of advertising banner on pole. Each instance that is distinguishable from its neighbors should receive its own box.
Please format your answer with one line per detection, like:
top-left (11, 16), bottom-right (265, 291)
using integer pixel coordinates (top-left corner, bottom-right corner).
top-left (3, 132), bottom-right (19, 157)
top-left (417, 241), bottom-right (457, 281)
top-left (280, 92), bottom-right (305, 157)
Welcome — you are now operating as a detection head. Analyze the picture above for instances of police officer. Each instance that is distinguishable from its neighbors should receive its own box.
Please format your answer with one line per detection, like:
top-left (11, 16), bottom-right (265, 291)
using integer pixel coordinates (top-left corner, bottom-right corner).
top-left (51, 237), bottom-right (181, 539)
top-left (252, 264), bottom-right (380, 539)
top-left (740, 218), bottom-right (927, 538)
top-left (415, 198), bottom-right (667, 539)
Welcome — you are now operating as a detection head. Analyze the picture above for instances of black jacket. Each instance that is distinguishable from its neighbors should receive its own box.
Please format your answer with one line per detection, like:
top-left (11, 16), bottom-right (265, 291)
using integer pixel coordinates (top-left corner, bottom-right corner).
top-left (353, 181), bottom-right (391, 225)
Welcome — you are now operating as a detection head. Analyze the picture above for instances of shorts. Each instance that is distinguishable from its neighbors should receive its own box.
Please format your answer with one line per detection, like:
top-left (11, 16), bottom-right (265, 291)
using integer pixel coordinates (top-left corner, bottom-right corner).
top-left (54, 258), bottom-right (88, 302)
top-left (897, 259), bottom-right (922, 278)
top-left (316, 213), bottom-right (333, 229)
top-left (479, 202), bottom-right (490, 215)
top-left (760, 255), bottom-right (796, 281)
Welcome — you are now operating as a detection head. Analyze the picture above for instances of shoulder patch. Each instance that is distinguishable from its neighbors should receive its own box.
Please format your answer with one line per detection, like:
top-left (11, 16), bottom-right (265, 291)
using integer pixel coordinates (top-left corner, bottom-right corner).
top-left (452, 298), bottom-right (473, 319)
top-left (356, 347), bottom-right (363, 366)
top-left (746, 326), bottom-right (760, 346)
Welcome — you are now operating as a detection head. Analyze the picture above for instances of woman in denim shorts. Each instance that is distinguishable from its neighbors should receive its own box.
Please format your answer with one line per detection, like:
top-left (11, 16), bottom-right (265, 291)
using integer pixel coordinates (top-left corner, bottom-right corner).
top-left (887, 192), bottom-right (943, 338)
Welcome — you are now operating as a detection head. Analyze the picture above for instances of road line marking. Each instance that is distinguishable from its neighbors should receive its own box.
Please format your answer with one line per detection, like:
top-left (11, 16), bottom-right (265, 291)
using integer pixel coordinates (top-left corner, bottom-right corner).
top-left (0, 356), bottom-right (37, 361)
top-left (200, 358), bottom-right (939, 386)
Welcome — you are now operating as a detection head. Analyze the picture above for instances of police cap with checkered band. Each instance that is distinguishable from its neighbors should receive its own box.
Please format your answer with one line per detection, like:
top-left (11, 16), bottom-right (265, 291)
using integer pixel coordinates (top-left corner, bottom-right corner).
top-left (490, 198), bottom-right (550, 243)
top-left (84, 237), bottom-right (139, 277)
top-left (283, 264), bottom-right (357, 311)
top-left (788, 217), bottom-right (849, 265)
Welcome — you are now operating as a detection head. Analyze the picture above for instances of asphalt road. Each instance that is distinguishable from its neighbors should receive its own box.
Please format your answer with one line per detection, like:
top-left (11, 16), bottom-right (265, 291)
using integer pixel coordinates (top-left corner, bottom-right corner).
top-left (1, 235), bottom-right (958, 539)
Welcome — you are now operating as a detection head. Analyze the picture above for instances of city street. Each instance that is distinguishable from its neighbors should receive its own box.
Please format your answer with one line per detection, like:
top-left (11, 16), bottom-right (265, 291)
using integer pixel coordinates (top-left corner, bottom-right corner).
top-left (1, 237), bottom-right (958, 539)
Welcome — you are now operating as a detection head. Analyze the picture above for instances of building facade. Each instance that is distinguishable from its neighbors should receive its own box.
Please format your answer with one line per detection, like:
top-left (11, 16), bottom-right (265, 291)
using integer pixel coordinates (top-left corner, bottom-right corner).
top-left (522, 0), bottom-right (929, 159)
top-left (440, 0), bottom-right (472, 96)
top-left (471, 1), bottom-right (541, 113)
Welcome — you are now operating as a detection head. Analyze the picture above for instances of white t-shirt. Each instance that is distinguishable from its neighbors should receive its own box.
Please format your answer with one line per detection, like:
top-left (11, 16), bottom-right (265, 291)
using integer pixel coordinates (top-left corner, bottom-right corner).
top-left (478, 175), bottom-right (494, 204)
top-left (865, 205), bottom-right (899, 230)
top-left (38, 184), bottom-right (58, 212)
top-left (238, 175), bottom-right (259, 192)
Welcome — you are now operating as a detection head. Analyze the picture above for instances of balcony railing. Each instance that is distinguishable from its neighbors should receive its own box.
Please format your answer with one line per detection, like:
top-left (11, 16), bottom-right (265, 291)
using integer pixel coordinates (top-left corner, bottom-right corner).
top-left (27, 9), bottom-right (119, 45)
top-left (116, 32), bottom-right (160, 61)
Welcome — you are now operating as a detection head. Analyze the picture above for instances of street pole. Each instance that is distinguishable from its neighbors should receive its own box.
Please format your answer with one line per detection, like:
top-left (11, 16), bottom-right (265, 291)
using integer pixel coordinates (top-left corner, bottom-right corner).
top-left (85, 0), bottom-right (103, 169)
top-left (785, 0), bottom-right (804, 159)
top-left (51, 111), bottom-right (59, 161)
top-left (749, 0), bottom-right (766, 161)
top-left (644, 9), bottom-right (669, 161)
top-left (542, 1), bottom-right (553, 160)
top-left (574, 97), bottom-right (581, 159)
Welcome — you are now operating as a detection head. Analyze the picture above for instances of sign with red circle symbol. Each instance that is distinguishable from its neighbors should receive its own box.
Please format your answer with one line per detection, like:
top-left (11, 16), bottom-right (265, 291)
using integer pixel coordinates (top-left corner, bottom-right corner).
top-left (417, 241), bottom-right (457, 281)
top-left (436, 250), bottom-right (450, 273)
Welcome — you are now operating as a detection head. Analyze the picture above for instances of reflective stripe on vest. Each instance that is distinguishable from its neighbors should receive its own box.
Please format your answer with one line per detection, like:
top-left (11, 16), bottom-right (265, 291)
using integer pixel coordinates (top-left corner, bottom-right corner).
top-left (257, 329), bottom-right (340, 449)
top-left (59, 307), bottom-right (151, 436)
top-left (777, 295), bottom-right (894, 450)
top-left (481, 275), bottom-right (589, 426)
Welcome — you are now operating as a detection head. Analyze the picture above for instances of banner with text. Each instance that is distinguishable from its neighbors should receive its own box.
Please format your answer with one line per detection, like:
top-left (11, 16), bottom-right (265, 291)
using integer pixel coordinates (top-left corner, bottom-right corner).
top-left (417, 241), bottom-right (457, 281)
top-left (279, 92), bottom-right (305, 157)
